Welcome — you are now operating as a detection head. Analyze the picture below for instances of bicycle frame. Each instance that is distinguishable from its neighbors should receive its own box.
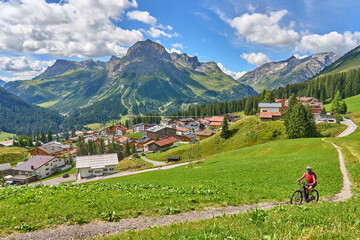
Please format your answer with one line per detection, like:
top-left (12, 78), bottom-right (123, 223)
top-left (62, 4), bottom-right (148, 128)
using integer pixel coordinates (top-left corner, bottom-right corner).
top-left (298, 181), bottom-right (309, 198)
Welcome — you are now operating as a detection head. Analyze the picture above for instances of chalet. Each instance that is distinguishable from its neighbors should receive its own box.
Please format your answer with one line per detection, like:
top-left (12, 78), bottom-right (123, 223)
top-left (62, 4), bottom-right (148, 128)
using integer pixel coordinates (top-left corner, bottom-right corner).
top-left (146, 125), bottom-right (176, 140)
top-left (144, 137), bottom-right (179, 153)
top-left (29, 144), bottom-right (65, 156)
top-left (258, 103), bottom-right (284, 121)
top-left (186, 122), bottom-right (201, 132)
top-left (180, 133), bottom-right (197, 142)
top-left (160, 119), bottom-right (173, 126)
top-left (196, 119), bottom-right (210, 129)
top-left (209, 116), bottom-right (224, 129)
top-left (135, 137), bottom-right (152, 150)
top-left (176, 127), bottom-right (192, 136)
top-left (76, 153), bottom-right (118, 179)
top-left (179, 118), bottom-right (194, 124)
top-left (0, 140), bottom-right (13, 148)
top-left (116, 136), bottom-right (136, 146)
top-left (0, 163), bottom-right (13, 178)
top-left (196, 129), bottom-right (217, 140)
top-left (275, 97), bottom-right (323, 115)
top-left (13, 155), bottom-right (66, 182)
top-left (105, 125), bottom-right (128, 136)
top-left (133, 123), bottom-right (155, 133)
top-left (226, 113), bottom-right (240, 122)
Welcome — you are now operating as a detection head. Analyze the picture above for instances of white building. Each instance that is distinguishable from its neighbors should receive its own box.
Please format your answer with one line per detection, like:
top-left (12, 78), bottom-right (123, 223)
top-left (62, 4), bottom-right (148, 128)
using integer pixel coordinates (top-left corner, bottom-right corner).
top-left (13, 155), bottom-right (66, 180)
top-left (76, 153), bottom-right (119, 179)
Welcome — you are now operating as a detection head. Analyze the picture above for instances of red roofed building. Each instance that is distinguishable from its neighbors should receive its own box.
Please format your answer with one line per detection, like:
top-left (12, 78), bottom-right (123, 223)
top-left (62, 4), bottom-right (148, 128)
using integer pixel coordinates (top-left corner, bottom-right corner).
top-left (106, 125), bottom-right (128, 136)
top-left (209, 116), bottom-right (224, 129)
top-left (259, 111), bottom-right (282, 121)
top-left (275, 97), bottom-right (323, 115)
top-left (176, 127), bottom-right (191, 136)
top-left (144, 137), bottom-right (179, 153)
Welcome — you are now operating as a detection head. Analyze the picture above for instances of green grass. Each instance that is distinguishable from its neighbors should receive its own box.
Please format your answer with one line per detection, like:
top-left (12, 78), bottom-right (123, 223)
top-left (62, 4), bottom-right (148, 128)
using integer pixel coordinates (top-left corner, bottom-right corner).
top-left (0, 147), bottom-right (28, 166)
top-left (36, 100), bottom-right (59, 108)
top-left (124, 132), bottom-right (143, 140)
top-left (317, 123), bottom-right (348, 137)
top-left (148, 117), bottom-right (286, 162)
top-left (116, 158), bottom-right (152, 171)
top-left (0, 131), bottom-right (14, 141)
top-left (0, 136), bottom-right (342, 236)
top-left (324, 94), bottom-right (360, 113)
top-left (101, 117), bottom-right (360, 240)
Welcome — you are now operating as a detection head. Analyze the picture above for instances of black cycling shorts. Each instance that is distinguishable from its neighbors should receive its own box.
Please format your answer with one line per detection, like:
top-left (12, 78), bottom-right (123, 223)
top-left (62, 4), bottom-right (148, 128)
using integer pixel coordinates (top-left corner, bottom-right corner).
top-left (306, 183), bottom-right (316, 188)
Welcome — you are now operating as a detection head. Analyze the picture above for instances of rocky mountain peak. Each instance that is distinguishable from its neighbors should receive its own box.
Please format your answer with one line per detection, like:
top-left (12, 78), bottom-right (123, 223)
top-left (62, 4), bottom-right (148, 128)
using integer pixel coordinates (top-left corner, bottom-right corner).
top-left (125, 39), bottom-right (172, 62)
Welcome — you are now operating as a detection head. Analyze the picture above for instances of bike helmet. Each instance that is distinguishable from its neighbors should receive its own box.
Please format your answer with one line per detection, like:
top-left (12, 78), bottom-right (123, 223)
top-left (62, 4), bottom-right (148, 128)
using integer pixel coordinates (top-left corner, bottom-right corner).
top-left (306, 166), bottom-right (312, 171)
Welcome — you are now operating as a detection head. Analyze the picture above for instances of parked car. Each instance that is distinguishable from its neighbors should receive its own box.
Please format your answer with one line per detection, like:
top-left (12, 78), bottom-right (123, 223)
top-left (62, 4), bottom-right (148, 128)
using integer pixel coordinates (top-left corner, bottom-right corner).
top-left (336, 121), bottom-right (341, 124)
top-left (5, 181), bottom-right (18, 186)
top-left (344, 116), bottom-right (350, 119)
top-left (62, 173), bottom-right (70, 178)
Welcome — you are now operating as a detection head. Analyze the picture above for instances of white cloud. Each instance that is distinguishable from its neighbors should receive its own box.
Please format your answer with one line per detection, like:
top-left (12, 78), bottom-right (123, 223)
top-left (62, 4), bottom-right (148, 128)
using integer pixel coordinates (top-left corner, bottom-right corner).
top-left (170, 48), bottom-right (181, 54)
top-left (241, 52), bottom-right (270, 66)
top-left (228, 10), bottom-right (300, 47)
top-left (217, 62), bottom-right (246, 79)
top-left (126, 10), bottom-right (157, 25)
top-left (0, 0), bottom-right (146, 58)
top-left (171, 43), bottom-right (185, 49)
top-left (293, 53), bottom-right (308, 59)
top-left (0, 56), bottom-right (54, 81)
top-left (295, 31), bottom-right (360, 55)
top-left (146, 27), bottom-right (178, 38)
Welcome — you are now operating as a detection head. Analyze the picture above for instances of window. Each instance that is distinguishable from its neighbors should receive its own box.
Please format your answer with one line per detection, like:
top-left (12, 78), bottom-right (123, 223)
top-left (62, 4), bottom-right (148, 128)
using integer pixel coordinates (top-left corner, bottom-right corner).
top-left (45, 168), bottom-right (49, 171)
top-left (46, 173), bottom-right (50, 176)
top-left (88, 170), bottom-right (93, 173)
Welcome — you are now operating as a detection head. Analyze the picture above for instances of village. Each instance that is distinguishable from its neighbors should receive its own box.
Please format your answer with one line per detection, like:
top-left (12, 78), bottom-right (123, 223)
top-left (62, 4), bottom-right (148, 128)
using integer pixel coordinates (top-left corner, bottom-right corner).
top-left (0, 96), bottom-right (339, 186)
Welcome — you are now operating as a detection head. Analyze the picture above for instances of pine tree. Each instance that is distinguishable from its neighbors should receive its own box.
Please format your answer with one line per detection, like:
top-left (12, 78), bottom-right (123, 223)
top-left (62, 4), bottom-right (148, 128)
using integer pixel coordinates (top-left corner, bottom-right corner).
top-left (131, 144), bottom-right (136, 154)
top-left (220, 116), bottom-right (230, 139)
top-left (331, 91), bottom-right (342, 114)
top-left (40, 131), bottom-right (46, 143)
top-left (98, 138), bottom-right (106, 154)
top-left (47, 130), bottom-right (53, 143)
top-left (65, 132), bottom-right (69, 142)
top-left (124, 141), bottom-right (130, 156)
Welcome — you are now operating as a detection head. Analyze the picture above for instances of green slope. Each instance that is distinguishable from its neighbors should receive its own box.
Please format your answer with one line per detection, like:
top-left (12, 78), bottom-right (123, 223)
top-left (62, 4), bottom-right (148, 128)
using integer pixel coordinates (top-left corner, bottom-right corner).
top-left (324, 94), bottom-right (360, 113)
top-left (320, 45), bottom-right (360, 74)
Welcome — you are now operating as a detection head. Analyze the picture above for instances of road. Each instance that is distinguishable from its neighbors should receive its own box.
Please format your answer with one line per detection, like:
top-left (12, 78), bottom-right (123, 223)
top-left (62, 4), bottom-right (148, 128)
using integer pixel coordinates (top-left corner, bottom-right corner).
top-left (141, 155), bottom-right (166, 166)
top-left (338, 119), bottom-right (358, 137)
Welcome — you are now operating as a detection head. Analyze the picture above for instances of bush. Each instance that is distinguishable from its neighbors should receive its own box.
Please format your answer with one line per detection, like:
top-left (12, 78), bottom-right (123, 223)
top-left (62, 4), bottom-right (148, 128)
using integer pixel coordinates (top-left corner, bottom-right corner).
top-left (335, 115), bottom-right (343, 122)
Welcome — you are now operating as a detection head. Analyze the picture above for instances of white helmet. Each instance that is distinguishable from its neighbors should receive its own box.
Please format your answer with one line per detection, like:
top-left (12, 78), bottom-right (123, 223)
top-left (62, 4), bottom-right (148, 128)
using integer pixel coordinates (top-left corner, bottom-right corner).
top-left (306, 166), bottom-right (312, 171)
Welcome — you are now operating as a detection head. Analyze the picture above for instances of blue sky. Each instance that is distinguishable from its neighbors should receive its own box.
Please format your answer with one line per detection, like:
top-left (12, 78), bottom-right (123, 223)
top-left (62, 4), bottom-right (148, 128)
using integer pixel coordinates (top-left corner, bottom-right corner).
top-left (0, 0), bottom-right (360, 81)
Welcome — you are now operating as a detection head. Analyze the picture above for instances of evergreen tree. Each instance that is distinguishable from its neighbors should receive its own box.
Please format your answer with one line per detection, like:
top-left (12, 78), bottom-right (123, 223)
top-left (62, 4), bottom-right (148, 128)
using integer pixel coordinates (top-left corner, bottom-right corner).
top-left (68, 153), bottom-right (74, 166)
top-left (40, 131), bottom-right (46, 143)
top-left (261, 90), bottom-right (275, 102)
top-left (131, 144), bottom-right (136, 154)
top-left (47, 130), bottom-right (53, 143)
top-left (71, 129), bottom-right (76, 138)
top-left (65, 132), bottom-right (69, 142)
top-left (331, 91), bottom-right (342, 114)
top-left (220, 115), bottom-right (230, 139)
top-left (124, 141), bottom-right (130, 156)
top-left (56, 133), bottom-right (60, 142)
top-left (98, 138), bottom-right (106, 154)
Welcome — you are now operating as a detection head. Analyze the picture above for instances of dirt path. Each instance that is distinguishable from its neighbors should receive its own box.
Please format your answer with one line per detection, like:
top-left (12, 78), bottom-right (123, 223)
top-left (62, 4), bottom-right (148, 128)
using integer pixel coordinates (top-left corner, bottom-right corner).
top-left (140, 156), bottom-right (166, 166)
top-left (4, 122), bottom-right (356, 240)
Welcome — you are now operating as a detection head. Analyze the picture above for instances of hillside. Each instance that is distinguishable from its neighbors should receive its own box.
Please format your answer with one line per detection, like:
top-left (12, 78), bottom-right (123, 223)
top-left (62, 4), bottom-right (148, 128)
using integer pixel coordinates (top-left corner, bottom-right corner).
top-left (5, 40), bottom-right (257, 124)
top-left (324, 94), bottom-right (360, 113)
top-left (0, 147), bottom-right (28, 166)
top-left (319, 45), bottom-right (360, 74)
top-left (0, 80), bottom-right (5, 87)
top-left (0, 87), bottom-right (63, 135)
top-left (238, 52), bottom-right (338, 92)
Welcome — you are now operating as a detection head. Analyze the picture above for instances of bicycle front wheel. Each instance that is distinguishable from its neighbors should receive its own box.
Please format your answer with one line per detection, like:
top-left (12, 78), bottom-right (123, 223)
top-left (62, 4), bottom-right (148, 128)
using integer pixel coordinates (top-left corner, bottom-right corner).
top-left (312, 190), bottom-right (319, 203)
top-left (290, 190), bottom-right (303, 205)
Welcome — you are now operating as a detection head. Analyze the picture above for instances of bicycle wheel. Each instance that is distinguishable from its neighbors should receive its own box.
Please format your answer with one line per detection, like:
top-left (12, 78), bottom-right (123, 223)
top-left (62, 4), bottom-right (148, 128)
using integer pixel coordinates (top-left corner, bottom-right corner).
top-left (290, 190), bottom-right (303, 205)
top-left (312, 190), bottom-right (319, 203)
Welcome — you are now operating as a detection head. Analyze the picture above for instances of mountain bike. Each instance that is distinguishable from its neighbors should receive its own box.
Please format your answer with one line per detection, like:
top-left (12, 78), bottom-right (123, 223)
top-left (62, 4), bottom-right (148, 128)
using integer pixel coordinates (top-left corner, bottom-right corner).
top-left (290, 181), bottom-right (319, 205)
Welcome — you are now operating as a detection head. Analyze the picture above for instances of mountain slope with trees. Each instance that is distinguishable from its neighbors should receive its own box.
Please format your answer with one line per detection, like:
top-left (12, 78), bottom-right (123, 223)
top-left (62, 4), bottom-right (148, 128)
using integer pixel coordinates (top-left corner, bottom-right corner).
top-left (319, 45), bottom-right (360, 74)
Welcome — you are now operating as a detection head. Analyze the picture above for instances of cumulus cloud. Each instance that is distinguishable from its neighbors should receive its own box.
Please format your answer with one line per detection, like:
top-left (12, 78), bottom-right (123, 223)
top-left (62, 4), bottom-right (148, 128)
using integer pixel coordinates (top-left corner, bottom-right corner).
top-left (227, 10), bottom-right (300, 47)
top-left (241, 52), bottom-right (270, 66)
top-left (171, 43), bottom-right (185, 49)
top-left (0, 0), bottom-right (174, 58)
top-left (0, 56), bottom-right (54, 81)
top-left (295, 31), bottom-right (360, 55)
top-left (217, 62), bottom-right (246, 79)
top-left (126, 10), bottom-right (157, 25)
top-left (170, 48), bottom-right (182, 54)
top-left (146, 27), bottom-right (178, 38)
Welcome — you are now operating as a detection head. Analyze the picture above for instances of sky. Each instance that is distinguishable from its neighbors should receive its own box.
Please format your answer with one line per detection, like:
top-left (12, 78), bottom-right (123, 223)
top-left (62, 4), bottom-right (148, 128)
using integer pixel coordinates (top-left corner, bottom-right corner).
top-left (0, 0), bottom-right (360, 81)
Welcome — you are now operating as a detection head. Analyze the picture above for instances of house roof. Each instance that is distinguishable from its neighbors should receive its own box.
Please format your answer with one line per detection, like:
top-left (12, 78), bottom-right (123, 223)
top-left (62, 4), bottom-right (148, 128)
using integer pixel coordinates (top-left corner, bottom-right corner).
top-left (0, 163), bottom-right (12, 171)
top-left (16, 162), bottom-right (24, 167)
top-left (260, 112), bottom-right (282, 119)
top-left (183, 133), bottom-right (196, 139)
top-left (226, 113), bottom-right (240, 118)
top-left (38, 144), bottom-right (64, 154)
top-left (114, 125), bottom-right (128, 131)
top-left (136, 137), bottom-right (151, 143)
top-left (155, 137), bottom-right (178, 147)
top-left (196, 130), bottom-right (217, 136)
top-left (0, 140), bottom-right (13, 147)
top-left (209, 116), bottom-right (224, 122)
top-left (116, 136), bottom-right (132, 143)
top-left (76, 153), bottom-right (119, 169)
top-left (14, 155), bottom-right (56, 172)
top-left (196, 119), bottom-right (210, 124)
top-left (176, 127), bottom-right (190, 132)
top-left (210, 122), bottom-right (222, 126)
top-left (258, 103), bottom-right (282, 108)
top-left (146, 125), bottom-right (165, 133)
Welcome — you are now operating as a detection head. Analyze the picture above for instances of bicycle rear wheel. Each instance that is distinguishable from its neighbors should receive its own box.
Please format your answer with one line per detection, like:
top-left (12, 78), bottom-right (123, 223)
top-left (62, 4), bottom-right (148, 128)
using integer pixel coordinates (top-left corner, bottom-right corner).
top-left (290, 190), bottom-right (303, 205)
top-left (312, 190), bottom-right (319, 203)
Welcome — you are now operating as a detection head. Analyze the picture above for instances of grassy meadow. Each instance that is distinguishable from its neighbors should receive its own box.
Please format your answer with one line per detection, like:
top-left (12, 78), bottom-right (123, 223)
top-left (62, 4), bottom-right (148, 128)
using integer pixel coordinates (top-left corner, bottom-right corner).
top-left (0, 131), bottom-right (14, 141)
top-left (0, 147), bottom-right (28, 166)
top-left (0, 137), bottom-right (342, 235)
top-left (324, 94), bottom-right (360, 113)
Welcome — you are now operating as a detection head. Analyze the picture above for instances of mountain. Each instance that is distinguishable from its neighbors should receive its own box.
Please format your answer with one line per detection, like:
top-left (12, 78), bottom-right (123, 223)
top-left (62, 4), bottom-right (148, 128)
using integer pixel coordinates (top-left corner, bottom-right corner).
top-left (0, 80), bottom-right (6, 87)
top-left (0, 87), bottom-right (63, 135)
top-left (319, 45), bottom-right (360, 74)
top-left (5, 39), bottom-right (256, 127)
top-left (238, 52), bottom-right (339, 92)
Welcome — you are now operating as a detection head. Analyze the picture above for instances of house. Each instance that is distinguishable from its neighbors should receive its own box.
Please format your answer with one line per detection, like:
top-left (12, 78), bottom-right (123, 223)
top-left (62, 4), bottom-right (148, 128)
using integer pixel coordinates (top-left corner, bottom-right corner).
top-left (135, 137), bottom-right (152, 150)
top-left (179, 118), bottom-right (194, 124)
top-left (196, 129), bottom-right (217, 140)
top-left (186, 122), bottom-right (201, 132)
top-left (258, 102), bottom-right (284, 121)
top-left (116, 136), bottom-right (136, 146)
top-left (0, 140), bottom-right (13, 148)
top-left (226, 113), bottom-right (240, 122)
top-left (196, 119), bottom-right (210, 129)
top-left (0, 163), bottom-right (13, 178)
top-left (76, 153), bottom-right (119, 179)
top-left (144, 137), bottom-right (179, 153)
top-left (209, 116), bottom-right (224, 129)
top-left (146, 125), bottom-right (176, 140)
top-left (275, 97), bottom-right (323, 115)
top-left (133, 123), bottom-right (155, 133)
top-left (180, 133), bottom-right (197, 142)
top-left (13, 155), bottom-right (66, 182)
top-left (167, 156), bottom-right (181, 162)
top-left (105, 125), bottom-right (128, 136)
top-left (29, 144), bottom-right (65, 156)
top-left (176, 127), bottom-right (192, 136)
top-left (160, 119), bottom-right (173, 126)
